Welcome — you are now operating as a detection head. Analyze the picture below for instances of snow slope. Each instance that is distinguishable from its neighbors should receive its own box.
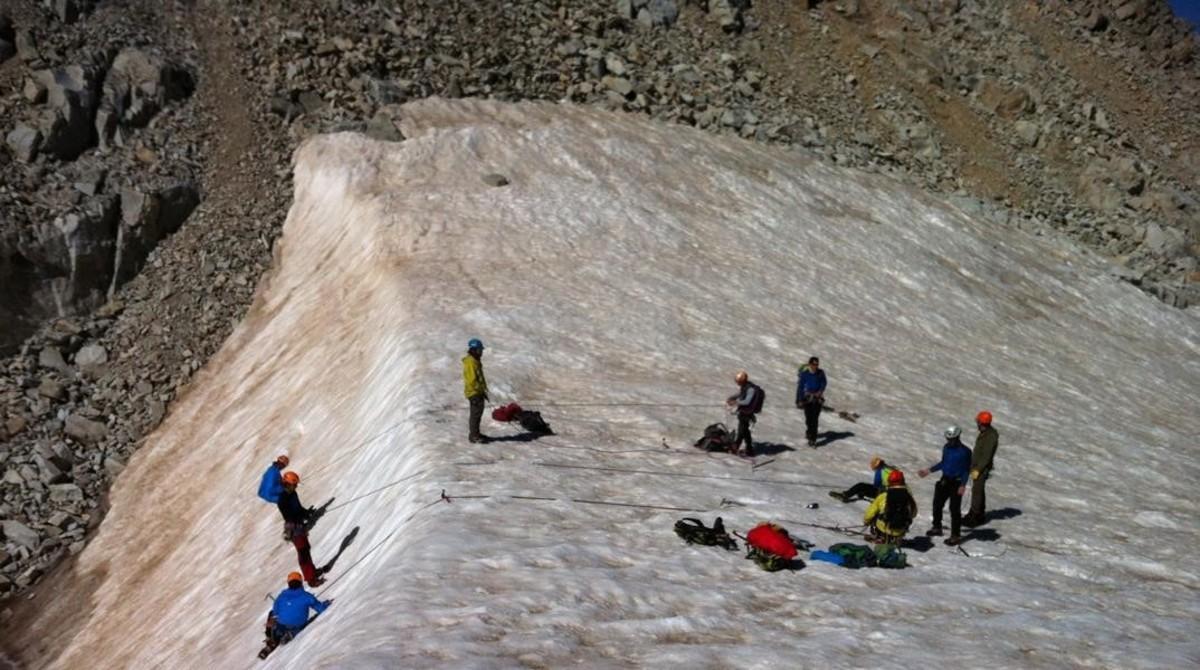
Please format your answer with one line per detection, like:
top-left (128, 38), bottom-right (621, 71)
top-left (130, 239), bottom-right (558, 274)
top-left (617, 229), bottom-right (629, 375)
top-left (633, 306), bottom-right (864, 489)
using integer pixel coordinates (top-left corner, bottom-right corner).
top-left (37, 98), bottom-right (1200, 669)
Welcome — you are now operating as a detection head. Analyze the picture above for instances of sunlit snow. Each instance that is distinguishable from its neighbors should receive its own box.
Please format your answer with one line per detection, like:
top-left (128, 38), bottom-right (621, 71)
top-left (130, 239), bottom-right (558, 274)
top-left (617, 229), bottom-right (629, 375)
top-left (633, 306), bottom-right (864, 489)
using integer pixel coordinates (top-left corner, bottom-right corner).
top-left (41, 98), bottom-right (1200, 669)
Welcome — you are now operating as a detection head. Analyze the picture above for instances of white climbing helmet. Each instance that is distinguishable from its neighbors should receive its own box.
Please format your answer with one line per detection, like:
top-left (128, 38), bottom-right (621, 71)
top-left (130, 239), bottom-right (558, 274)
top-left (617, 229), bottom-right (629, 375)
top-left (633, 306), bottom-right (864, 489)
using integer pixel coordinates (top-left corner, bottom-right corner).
top-left (944, 425), bottom-right (962, 440)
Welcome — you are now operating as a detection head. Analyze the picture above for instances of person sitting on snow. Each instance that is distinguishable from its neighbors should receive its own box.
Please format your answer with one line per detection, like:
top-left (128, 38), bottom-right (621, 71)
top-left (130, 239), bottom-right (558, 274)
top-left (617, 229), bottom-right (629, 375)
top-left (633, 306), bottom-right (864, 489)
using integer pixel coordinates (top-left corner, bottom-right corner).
top-left (260, 572), bottom-right (331, 657)
top-left (864, 470), bottom-right (917, 545)
top-left (830, 455), bottom-right (895, 503)
top-left (257, 454), bottom-right (290, 503)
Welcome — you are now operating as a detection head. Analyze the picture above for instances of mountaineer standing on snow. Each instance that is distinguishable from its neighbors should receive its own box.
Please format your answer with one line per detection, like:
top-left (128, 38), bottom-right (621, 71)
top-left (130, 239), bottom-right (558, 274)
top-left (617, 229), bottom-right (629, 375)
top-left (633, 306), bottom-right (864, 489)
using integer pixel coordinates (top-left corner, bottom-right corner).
top-left (726, 371), bottom-right (763, 457)
top-left (259, 571), bottom-right (332, 658)
top-left (257, 454), bottom-right (289, 503)
top-left (964, 411), bottom-right (999, 527)
top-left (918, 426), bottom-right (972, 546)
top-left (796, 356), bottom-right (826, 447)
top-left (463, 338), bottom-right (490, 444)
top-left (864, 469), bottom-right (918, 545)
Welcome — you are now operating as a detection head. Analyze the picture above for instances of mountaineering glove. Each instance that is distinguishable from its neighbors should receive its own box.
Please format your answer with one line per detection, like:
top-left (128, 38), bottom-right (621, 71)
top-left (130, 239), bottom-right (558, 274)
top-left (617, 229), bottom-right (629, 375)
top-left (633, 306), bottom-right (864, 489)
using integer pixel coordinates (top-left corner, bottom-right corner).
top-left (970, 469), bottom-right (980, 480)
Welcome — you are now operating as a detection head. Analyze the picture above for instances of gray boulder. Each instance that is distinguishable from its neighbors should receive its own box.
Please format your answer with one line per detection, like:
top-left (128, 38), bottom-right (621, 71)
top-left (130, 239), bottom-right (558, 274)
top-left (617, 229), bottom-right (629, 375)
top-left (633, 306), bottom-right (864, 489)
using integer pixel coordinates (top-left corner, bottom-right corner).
top-left (14, 30), bottom-right (38, 62)
top-left (75, 343), bottom-right (108, 372)
top-left (97, 48), bottom-right (195, 135)
top-left (5, 125), bottom-right (42, 162)
top-left (49, 484), bottom-right (84, 503)
top-left (37, 378), bottom-right (67, 400)
top-left (64, 414), bottom-right (107, 444)
top-left (110, 183), bottom-right (199, 290)
top-left (32, 58), bottom-right (107, 160)
top-left (710, 0), bottom-right (750, 33)
top-left (1013, 120), bottom-right (1040, 147)
top-left (637, 0), bottom-right (679, 28)
top-left (1, 520), bottom-right (39, 550)
top-left (33, 453), bottom-right (69, 485)
top-left (38, 346), bottom-right (69, 371)
top-left (1143, 223), bottom-right (1186, 258)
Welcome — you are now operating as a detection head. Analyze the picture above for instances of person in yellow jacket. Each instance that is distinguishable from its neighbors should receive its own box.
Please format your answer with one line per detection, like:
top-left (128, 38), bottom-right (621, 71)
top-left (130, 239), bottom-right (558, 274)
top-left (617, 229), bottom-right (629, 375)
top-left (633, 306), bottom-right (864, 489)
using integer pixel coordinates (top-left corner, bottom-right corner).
top-left (463, 338), bottom-right (489, 443)
top-left (864, 470), bottom-right (917, 545)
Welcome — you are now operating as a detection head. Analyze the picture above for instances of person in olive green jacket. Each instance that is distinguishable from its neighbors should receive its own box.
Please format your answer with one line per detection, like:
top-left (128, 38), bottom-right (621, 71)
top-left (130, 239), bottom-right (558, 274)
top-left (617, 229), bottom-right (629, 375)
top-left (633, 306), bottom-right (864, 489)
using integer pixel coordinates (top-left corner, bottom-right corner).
top-left (864, 469), bottom-right (917, 545)
top-left (462, 338), bottom-right (489, 443)
top-left (964, 410), bottom-right (999, 527)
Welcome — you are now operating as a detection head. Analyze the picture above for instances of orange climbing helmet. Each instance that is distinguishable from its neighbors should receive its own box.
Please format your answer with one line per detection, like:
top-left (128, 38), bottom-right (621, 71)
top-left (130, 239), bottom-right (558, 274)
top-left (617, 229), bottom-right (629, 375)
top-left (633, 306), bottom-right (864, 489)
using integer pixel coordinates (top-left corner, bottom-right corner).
top-left (275, 455), bottom-right (290, 467)
top-left (976, 411), bottom-right (993, 426)
top-left (286, 571), bottom-right (303, 584)
top-left (282, 471), bottom-right (300, 486)
top-left (888, 470), bottom-right (905, 486)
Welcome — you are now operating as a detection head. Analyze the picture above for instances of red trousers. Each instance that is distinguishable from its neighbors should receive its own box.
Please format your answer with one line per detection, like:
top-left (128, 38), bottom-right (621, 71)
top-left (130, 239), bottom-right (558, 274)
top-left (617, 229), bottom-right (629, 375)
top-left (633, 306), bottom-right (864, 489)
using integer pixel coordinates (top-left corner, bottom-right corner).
top-left (291, 531), bottom-right (318, 584)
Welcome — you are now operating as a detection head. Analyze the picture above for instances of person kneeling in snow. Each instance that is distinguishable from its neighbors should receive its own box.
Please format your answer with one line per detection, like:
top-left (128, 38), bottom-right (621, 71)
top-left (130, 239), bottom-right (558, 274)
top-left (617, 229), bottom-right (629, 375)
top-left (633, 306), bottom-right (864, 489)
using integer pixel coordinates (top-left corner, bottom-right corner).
top-left (257, 454), bottom-right (289, 503)
top-left (864, 469), bottom-right (917, 545)
top-left (261, 572), bottom-right (331, 657)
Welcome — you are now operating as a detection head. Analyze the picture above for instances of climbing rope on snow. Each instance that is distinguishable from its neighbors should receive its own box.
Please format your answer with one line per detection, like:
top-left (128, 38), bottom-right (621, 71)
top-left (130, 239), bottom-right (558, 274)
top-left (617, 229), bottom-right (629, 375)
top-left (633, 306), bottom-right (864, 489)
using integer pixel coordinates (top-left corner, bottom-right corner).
top-left (315, 491), bottom-right (452, 596)
top-left (324, 470), bottom-right (428, 512)
top-left (780, 520), bottom-right (871, 538)
top-left (533, 461), bottom-right (846, 489)
top-left (440, 489), bottom-right (705, 513)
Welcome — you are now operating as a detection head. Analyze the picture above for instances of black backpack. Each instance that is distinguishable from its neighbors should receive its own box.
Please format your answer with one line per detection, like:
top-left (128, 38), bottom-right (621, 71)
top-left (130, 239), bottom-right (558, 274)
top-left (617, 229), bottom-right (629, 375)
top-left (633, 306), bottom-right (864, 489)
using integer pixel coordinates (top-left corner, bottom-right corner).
top-left (694, 423), bottom-right (735, 452)
top-left (516, 410), bottom-right (553, 435)
top-left (747, 383), bottom-right (765, 414)
top-left (881, 488), bottom-right (916, 532)
top-left (674, 517), bottom-right (738, 551)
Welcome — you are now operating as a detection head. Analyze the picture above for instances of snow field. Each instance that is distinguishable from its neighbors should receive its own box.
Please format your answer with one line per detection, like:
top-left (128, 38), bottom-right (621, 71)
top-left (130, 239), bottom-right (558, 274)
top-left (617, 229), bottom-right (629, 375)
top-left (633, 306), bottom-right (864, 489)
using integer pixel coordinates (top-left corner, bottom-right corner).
top-left (35, 98), bottom-right (1200, 669)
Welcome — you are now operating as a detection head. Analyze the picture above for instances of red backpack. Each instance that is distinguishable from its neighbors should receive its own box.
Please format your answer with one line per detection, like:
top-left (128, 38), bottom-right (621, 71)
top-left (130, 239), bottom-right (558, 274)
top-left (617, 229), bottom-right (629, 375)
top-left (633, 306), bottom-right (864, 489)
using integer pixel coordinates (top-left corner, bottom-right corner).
top-left (745, 522), bottom-right (796, 559)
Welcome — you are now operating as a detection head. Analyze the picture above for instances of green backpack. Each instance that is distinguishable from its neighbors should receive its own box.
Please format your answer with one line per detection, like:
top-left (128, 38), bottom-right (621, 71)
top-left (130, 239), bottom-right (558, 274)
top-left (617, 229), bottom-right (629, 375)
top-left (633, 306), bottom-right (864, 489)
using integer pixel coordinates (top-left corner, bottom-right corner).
top-left (674, 517), bottom-right (738, 551)
top-left (746, 547), bottom-right (790, 572)
top-left (829, 543), bottom-right (879, 569)
top-left (874, 544), bottom-right (908, 569)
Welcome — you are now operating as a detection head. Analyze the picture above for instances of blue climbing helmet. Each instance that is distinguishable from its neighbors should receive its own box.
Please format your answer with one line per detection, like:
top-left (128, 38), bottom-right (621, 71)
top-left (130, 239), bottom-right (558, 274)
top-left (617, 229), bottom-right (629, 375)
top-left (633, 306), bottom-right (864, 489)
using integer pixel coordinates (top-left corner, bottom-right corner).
top-left (468, 338), bottom-right (484, 351)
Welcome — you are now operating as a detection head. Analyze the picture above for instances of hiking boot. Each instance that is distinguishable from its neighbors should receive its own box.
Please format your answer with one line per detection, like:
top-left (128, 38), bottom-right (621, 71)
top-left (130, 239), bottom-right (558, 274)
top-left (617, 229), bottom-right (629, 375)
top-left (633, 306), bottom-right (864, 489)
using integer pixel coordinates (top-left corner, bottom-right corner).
top-left (308, 576), bottom-right (326, 587)
top-left (925, 526), bottom-right (943, 537)
top-left (943, 535), bottom-right (962, 546)
top-left (828, 491), bottom-right (848, 503)
top-left (807, 438), bottom-right (817, 448)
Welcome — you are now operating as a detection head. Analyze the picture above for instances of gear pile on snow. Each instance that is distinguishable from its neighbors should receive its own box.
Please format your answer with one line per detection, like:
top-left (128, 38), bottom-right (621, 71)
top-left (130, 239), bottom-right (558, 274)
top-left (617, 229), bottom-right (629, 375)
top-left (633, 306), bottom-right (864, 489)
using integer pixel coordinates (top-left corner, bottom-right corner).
top-left (744, 522), bottom-right (800, 571)
top-left (491, 402), bottom-right (553, 435)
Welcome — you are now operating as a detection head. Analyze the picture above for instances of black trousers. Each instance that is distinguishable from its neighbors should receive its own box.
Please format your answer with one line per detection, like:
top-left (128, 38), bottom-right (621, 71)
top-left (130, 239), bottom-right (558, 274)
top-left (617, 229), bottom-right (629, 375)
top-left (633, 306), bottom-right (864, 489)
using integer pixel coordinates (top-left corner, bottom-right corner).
top-left (734, 413), bottom-right (754, 452)
top-left (468, 395), bottom-right (485, 440)
top-left (841, 483), bottom-right (881, 501)
top-left (802, 399), bottom-right (822, 440)
top-left (931, 477), bottom-right (963, 537)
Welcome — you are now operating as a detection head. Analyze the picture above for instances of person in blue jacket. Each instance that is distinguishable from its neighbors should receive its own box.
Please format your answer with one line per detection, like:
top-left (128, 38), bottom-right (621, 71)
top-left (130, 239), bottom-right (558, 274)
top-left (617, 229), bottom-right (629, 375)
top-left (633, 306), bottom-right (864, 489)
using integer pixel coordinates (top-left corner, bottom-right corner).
top-left (260, 571), bottom-right (332, 657)
top-left (257, 455), bottom-right (290, 503)
top-left (795, 356), bottom-right (827, 447)
top-left (918, 426), bottom-right (973, 546)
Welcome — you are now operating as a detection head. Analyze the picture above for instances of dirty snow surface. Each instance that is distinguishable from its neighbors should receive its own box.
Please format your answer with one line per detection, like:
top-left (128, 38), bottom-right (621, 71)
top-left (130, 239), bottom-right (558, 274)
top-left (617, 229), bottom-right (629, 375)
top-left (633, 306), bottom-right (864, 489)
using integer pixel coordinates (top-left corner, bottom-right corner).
top-left (45, 99), bottom-right (1200, 669)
